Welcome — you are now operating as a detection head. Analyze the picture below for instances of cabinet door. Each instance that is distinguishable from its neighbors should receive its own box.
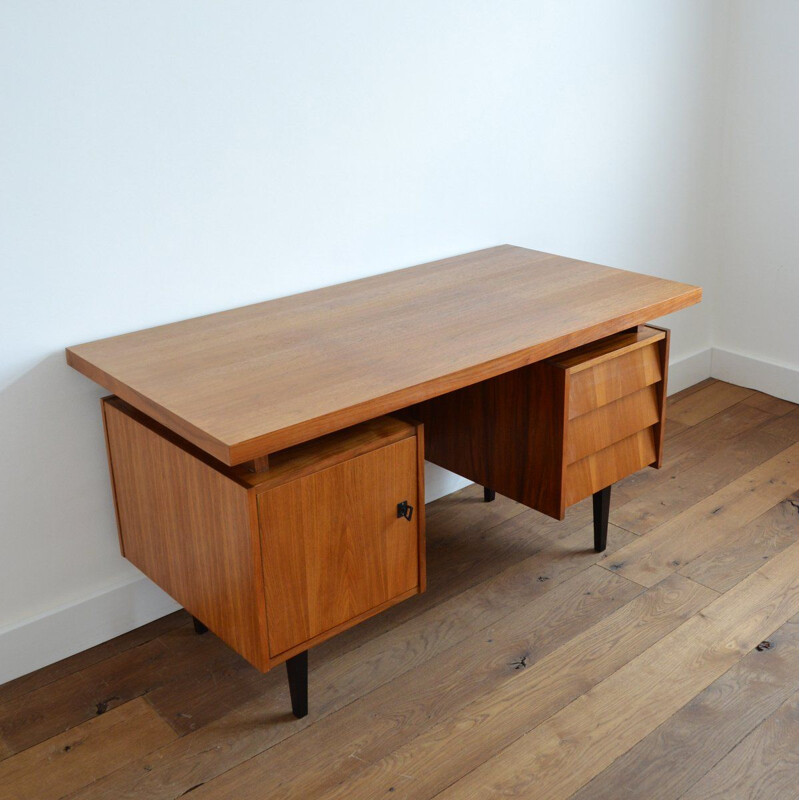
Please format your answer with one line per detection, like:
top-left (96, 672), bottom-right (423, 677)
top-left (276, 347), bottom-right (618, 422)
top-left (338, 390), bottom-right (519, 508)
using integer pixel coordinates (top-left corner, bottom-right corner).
top-left (258, 437), bottom-right (420, 657)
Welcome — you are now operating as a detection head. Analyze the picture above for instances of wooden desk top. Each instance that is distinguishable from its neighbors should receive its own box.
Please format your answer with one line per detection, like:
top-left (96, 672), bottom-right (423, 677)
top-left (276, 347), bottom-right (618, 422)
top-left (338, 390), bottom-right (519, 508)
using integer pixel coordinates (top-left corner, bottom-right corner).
top-left (66, 245), bottom-right (701, 465)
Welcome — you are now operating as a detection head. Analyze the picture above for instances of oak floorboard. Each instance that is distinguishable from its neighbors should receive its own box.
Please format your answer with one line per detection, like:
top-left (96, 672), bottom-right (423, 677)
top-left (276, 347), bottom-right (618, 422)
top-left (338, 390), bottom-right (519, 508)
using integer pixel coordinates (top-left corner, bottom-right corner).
top-left (611, 407), bottom-right (798, 534)
top-left (434, 542), bottom-right (798, 800)
top-left (69, 524), bottom-right (636, 800)
top-left (667, 380), bottom-right (755, 426)
top-left (283, 575), bottom-right (716, 800)
top-left (742, 390), bottom-right (798, 418)
top-left (663, 417), bottom-right (690, 441)
top-left (0, 611), bottom-right (188, 707)
top-left (605, 444), bottom-right (798, 587)
top-left (0, 698), bottom-right (176, 800)
top-left (665, 377), bottom-right (716, 408)
top-left (571, 617), bottom-right (798, 800)
top-left (0, 623), bottom-right (243, 758)
top-left (173, 564), bottom-right (641, 800)
top-left (610, 399), bottom-right (774, 519)
top-left (679, 491), bottom-right (799, 592)
top-left (680, 692), bottom-right (799, 800)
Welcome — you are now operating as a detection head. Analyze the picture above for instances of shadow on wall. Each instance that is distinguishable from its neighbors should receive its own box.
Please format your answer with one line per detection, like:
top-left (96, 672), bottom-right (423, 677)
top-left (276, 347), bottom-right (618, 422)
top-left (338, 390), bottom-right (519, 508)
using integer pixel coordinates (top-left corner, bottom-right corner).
top-left (0, 352), bottom-right (138, 629)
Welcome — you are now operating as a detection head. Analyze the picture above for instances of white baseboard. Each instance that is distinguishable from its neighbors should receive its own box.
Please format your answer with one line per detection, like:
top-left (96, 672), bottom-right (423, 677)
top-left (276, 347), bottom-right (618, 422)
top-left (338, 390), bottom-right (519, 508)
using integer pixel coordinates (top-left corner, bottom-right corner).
top-left (424, 462), bottom-right (472, 503)
top-left (0, 575), bottom-right (180, 685)
top-left (667, 348), bottom-right (713, 395)
top-left (654, 345), bottom-right (797, 403)
top-left (711, 347), bottom-right (798, 403)
top-left (4, 346), bottom-right (793, 687)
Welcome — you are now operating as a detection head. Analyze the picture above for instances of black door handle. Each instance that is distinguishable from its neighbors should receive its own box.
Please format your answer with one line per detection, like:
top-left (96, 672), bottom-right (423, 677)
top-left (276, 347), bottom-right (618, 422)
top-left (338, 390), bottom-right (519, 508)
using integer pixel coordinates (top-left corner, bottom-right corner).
top-left (397, 501), bottom-right (413, 521)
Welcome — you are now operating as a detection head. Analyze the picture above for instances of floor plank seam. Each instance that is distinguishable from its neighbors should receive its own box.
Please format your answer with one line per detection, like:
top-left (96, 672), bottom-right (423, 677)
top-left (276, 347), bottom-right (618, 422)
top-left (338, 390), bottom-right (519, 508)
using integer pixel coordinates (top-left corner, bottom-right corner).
top-left (664, 395), bottom-right (787, 445)
top-left (430, 548), bottom-right (796, 799)
top-left (568, 619), bottom-right (799, 800)
top-left (115, 554), bottom-right (640, 797)
top-left (413, 576), bottom-right (723, 800)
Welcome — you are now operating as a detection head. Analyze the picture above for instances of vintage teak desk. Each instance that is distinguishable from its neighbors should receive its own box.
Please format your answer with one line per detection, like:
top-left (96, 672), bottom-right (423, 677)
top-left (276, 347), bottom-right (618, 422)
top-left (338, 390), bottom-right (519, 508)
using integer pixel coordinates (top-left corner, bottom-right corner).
top-left (66, 245), bottom-right (701, 718)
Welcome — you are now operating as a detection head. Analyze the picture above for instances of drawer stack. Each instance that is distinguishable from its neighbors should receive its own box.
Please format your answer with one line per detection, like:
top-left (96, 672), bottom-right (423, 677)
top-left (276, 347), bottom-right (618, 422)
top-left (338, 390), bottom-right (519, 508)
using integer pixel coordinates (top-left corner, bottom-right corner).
top-left (555, 326), bottom-right (668, 507)
top-left (416, 324), bottom-right (669, 521)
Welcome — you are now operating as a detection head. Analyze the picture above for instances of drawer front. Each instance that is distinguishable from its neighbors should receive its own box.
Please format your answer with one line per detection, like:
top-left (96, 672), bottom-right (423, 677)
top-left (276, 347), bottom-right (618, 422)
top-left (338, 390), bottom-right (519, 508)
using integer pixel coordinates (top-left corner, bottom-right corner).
top-left (566, 385), bottom-right (660, 464)
top-left (259, 436), bottom-right (420, 657)
top-left (565, 427), bottom-right (657, 506)
top-left (568, 342), bottom-right (662, 419)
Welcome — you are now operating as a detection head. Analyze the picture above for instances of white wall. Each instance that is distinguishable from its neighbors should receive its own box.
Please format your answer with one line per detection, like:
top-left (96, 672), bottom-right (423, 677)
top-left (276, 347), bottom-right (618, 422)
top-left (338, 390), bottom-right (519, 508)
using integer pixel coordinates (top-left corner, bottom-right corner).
top-left (709, 0), bottom-right (799, 400)
top-left (0, 1), bottom-right (784, 682)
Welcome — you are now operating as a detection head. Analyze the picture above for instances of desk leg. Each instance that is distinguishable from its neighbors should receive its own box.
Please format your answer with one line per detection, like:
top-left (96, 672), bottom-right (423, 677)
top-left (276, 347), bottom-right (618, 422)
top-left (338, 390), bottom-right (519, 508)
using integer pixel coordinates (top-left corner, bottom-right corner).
top-left (192, 616), bottom-right (208, 635)
top-left (286, 651), bottom-right (309, 718)
top-left (593, 486), bottom-right (611, 553)
top-left (483, 487), bottom-right (496, 502)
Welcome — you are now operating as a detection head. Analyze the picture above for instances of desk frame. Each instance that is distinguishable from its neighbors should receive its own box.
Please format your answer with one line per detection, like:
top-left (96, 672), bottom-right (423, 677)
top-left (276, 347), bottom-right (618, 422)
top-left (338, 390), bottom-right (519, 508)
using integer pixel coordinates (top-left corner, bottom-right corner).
top-left (67, 246), bottom-right (701, 717)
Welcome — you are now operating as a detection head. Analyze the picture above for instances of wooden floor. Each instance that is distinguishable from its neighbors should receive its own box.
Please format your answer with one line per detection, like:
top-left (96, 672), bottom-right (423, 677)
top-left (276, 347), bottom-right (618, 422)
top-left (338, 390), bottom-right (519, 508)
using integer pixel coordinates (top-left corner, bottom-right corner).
top-left (0, 379), bottom-right (797, 800)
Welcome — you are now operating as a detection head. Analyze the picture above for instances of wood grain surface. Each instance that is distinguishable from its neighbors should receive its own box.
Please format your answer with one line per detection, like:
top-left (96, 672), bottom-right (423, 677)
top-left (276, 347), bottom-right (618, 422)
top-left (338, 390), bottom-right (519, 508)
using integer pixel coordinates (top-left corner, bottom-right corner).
top-left (0, 698), bottom-right (176, 800)
top-left (103, 397), bottom-right (270, 670)
top-left (435, 543), bottom-right (798, 800)
top-left (680, 692), bottom-right (798, 800)
top-left (259, 437), bottom-right (421, 656)
top-left (66, 245), bottom-right (700, 464)
top-left (565, 385), bottom-right (660, 463)
top-left (568, 337), bottom-right (663, 418)
top-left (415, 355), bottom-right (568, 518)
top-left (572, 617), bottom-right (798, 800)
top-left (565, 427), bottom-right (657, 505)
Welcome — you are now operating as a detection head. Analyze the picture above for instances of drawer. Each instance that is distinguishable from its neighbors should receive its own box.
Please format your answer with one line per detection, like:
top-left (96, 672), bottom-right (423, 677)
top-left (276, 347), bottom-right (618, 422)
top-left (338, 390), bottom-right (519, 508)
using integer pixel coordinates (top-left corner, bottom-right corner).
top-left (102, 396), bottom-right (425, 672)
top-left (565, 427), bottom-right (657, 506)
top-left (564, 330), bottom-right (664, 419)
top-left (565, 385), bottom-right (660, 464)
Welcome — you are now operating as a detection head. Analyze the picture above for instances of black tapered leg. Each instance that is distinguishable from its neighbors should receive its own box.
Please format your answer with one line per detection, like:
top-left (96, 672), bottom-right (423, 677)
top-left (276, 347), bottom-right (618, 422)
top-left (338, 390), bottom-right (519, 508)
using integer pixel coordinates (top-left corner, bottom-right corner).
top-left (286, 651), bottom-right (308, 718)
top-left (192, 616), bottom-right (208, 635)
top-left (483, 487), bottom-right (496, 503)
top-left (593, 485), bottom-right (611, 553)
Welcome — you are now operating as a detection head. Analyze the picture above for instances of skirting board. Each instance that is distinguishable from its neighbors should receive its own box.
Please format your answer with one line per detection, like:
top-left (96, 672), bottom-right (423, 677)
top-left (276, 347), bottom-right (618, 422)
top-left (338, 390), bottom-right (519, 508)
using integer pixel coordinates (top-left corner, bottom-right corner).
top-left (0, 575), bottom-right (180, 686)
top-left (3, 346), bottom-right (795, 687)
top-left (711, 347), bottom-right (798, 403)
top-left (667, 348), bottom-right (713, 395)
top-left (667, 346), bottom-right (798, 402)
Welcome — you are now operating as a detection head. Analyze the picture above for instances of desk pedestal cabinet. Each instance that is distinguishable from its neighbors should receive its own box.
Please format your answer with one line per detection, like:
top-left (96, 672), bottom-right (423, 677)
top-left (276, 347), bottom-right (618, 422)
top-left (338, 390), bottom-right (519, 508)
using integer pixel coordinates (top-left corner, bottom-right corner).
top-left (103, 401), bottom-right (425, 717)
top-left (100, 324), bottom-right (669, 717)
top-left (415, 325), bottom-right (669, 518)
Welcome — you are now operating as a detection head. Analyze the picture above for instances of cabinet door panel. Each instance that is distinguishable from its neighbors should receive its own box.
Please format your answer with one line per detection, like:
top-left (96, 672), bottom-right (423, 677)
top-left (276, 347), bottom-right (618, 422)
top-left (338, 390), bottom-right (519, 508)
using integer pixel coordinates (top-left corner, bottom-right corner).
top-left (259, 437), bottom-right (419, 657)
